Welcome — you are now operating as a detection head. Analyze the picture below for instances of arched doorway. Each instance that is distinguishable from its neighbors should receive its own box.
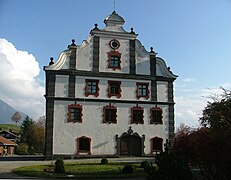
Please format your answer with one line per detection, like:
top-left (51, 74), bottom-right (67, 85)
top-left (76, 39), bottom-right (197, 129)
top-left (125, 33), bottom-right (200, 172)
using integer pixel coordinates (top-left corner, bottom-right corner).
top-left (116, 127), bottom-right (145, 156)
top-left (120, 135), bottom-right (141, 156)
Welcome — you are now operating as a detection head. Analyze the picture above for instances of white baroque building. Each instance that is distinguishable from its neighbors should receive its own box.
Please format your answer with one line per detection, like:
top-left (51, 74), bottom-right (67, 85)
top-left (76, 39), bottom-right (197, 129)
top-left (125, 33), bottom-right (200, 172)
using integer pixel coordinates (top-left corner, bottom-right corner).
top-left (44, 11), bottom-right (177, 159)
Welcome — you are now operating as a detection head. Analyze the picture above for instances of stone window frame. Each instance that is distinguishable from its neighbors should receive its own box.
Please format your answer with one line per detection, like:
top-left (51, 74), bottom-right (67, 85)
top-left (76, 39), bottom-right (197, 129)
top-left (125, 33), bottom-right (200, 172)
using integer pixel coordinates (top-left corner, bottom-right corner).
top-left (107, 51), bottom-right (122, 70)
top-left (67, 103), bottom-right (83, 123)
top-left (103, 104), bottom-right (117, 124)
top-left (76, 136), bottom-right (91, 155)
top-left (85, 79), bottom-right (99, 97)
top-left (150, 107), bottom-right (163, 124)
top-left (108, 80), bottom-right (122, 98)
top-left (136, 82), bottom-right (149, 99)
top-left (131, 106), bottom-right (144, 124)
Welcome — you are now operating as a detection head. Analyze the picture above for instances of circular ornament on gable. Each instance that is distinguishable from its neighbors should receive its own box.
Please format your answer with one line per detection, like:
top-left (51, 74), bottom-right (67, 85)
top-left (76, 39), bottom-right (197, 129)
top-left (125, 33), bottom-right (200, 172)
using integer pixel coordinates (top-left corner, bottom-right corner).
top-left (109, 39), bottom-right (120, 50)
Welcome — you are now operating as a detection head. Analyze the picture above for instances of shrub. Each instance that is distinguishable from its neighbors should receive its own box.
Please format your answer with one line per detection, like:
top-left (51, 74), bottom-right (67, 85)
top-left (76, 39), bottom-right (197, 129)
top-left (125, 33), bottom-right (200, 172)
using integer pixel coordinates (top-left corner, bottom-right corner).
top-left (141, 160), bottom-right (150, 169)
top-left (122, 165), bottom-right (133, 174)
top-left (44, 166), bottom-right (54, 173)
top-left (28, 146), bottom-right (35, 155)
top-left (54, 159), bottom-right (65, 173)
top-left (143, 162), bottom-right (159, 180)
top-left (155, 151), bottom-right (192, 180)
top-left (15, 143), bottom-right (28, 155)
top-left (101, 158), bottom-right (108, 165)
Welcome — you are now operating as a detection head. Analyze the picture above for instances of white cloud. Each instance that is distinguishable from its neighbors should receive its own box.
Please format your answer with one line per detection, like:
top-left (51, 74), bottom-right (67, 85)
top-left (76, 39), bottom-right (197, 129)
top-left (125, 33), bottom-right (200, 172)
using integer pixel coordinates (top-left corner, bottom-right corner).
top-left (175, 83), bottom-right (231, 128)
top-left (200, 84), bottom-right (231, 101)
top-left (175, 95), bottom-right (207, 128)
top-left (182, 78), bottom-right (196, 83)
top-left (0, 38), bottom-right (44, 119)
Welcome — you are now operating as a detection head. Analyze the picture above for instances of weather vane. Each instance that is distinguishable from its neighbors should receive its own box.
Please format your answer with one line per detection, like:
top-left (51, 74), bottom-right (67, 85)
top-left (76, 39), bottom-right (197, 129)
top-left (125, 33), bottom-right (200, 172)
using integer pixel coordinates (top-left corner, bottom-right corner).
top-left (114, 0), bottom-right (116, 11)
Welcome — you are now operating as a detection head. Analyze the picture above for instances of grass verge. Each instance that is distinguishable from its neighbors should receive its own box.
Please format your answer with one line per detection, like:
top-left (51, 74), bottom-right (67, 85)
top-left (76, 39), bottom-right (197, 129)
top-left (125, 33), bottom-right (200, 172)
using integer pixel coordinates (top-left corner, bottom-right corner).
top-left (0, 124), bottom-right (20, 134)
top-left (13, 162), bottom-right (147, 179)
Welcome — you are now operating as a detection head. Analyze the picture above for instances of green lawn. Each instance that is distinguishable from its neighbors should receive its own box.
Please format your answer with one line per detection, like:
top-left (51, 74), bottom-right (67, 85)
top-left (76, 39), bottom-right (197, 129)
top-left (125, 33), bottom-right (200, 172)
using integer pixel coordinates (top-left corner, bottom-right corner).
top-left (0, 124), bottom-right (20, 134)
top-left (13, 162), bottom-right (147, 179)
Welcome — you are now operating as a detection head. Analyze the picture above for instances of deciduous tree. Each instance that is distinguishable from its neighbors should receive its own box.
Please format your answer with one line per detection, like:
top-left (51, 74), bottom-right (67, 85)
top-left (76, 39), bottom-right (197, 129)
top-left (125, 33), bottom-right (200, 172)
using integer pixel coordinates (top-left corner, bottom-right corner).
top-left (31, 116), bottom-right (45, 153)
top-left (174, 89), bottom-right (231, 180)
top-left (20, 116), bottom-right (45, 154)
top-left (11, 112), bottom-right (21, 125)
top-left (200, 88), bottom-right (231, 131)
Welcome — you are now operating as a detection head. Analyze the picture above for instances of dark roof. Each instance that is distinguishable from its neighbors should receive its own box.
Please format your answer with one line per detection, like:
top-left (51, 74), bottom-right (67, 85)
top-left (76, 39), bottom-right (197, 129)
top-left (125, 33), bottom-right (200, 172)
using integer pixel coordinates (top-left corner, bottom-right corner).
top-left (0, 130), bottom-right (19, 138)
top-left (0, 136), bottom-right (17, 146)
top-left (104, 11), bottom-right (125, 25)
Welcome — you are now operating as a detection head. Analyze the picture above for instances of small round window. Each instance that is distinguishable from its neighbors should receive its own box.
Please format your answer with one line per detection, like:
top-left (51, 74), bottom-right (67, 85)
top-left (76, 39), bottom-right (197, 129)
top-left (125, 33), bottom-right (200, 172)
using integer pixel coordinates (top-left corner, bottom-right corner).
top-left (109, 39), bottom-right (120, 50)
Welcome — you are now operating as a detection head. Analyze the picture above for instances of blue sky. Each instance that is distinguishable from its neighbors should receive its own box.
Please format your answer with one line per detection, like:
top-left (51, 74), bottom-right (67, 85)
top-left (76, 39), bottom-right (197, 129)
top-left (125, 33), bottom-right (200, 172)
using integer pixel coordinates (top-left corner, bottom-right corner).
top-left (0, 0), bottom-right (231, 127)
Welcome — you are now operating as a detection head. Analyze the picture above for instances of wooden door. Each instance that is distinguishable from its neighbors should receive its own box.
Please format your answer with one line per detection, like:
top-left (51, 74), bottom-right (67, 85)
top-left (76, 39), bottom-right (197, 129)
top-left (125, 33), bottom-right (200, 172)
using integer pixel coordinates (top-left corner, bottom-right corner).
top-left (120, 135), bottom-right (141, 156)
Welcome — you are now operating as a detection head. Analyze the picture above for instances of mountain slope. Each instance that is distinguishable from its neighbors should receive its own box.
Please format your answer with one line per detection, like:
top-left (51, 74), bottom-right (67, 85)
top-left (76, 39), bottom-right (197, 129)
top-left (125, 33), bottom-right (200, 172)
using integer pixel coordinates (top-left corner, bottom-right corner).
top-left (0, 99), bottom-right (27, 124)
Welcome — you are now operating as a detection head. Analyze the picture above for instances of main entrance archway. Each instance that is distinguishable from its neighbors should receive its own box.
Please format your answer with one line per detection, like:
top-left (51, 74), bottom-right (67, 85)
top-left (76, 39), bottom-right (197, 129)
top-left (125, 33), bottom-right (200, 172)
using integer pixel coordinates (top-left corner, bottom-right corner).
top-left (120, 135), bottom-right (141, 156)
top-left (116, 127), bottom-right (145, 156)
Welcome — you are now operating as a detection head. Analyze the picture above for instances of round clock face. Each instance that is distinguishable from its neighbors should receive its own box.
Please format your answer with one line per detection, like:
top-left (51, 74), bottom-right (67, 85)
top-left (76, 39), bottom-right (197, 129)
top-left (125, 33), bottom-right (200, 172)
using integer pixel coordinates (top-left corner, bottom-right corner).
top-left (109, 39), bottom-right (120, 50)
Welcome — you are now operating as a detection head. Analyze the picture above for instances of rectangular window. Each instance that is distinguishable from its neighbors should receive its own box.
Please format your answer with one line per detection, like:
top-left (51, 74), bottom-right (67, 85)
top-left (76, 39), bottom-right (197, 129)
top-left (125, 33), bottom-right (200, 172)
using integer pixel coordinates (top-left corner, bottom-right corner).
top-left (108, 81), bottom-right (121, 98)
top-left (103, 104), bottom-right (117, 124)
top-left (88, 81), bottom-right (97, 93)
top-left (68, 103), bottom-right (83, 123)
top-left (136, 82), bottom-right (149, 99)
top-left (110, 56), bottom-right (119, 68)
top-left (70, 108), bottom-right (81, 121)
top-left (131, 106), bottom-right (144, 124)
top-left (85, 79), bottom-right (99, 97)
top-left (107, 51), bottom-right (121, 70)
top-left (150, 107), bottom-right (163, 124)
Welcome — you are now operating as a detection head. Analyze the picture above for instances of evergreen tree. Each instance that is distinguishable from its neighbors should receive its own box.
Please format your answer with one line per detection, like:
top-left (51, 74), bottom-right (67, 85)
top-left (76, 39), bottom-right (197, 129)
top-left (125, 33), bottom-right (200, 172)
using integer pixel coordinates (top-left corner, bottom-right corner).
top-left (20, 116), bottom-right (35, 154)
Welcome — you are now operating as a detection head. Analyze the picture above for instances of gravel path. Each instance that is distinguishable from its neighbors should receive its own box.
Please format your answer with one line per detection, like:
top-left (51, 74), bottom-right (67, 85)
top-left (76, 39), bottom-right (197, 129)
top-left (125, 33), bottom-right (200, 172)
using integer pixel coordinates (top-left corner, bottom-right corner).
top-left (0, 160), bottom-right (51, 178)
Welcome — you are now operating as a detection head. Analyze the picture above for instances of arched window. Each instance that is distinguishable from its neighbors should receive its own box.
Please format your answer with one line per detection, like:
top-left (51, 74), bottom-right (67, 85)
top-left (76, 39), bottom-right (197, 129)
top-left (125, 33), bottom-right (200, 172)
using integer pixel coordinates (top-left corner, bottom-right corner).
top-left (151, 137), bottom-right (163, 154)
top-left (77, 136), bottom-right (91, 155)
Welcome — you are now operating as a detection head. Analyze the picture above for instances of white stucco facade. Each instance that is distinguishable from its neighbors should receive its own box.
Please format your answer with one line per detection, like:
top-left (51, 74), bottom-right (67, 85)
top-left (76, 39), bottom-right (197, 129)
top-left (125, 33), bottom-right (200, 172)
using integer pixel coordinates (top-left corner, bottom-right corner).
top-left (44, 11), bottom-right (177, 158)
top-left (76, 36), bottom-right (93, 71)
top-left (53, 100), bottom-right (169, 155)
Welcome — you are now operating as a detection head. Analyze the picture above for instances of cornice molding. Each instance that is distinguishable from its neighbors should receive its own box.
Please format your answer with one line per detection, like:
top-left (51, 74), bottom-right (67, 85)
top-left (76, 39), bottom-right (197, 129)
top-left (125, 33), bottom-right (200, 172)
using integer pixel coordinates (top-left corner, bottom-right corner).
top-left (45, 69), bottom-right (176, 82)
top-left (45, 96), bottom-right (175, 105)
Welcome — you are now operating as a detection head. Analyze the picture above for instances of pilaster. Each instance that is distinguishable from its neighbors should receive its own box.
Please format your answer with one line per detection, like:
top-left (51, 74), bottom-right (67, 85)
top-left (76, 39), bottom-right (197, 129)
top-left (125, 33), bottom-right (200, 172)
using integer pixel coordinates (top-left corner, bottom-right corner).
top-left (45, 72), bottom-right (56, 160)
top-left (93, 36), bottom-right (100, 72)
top-left (168, 105), bottom-right (175, 145)
top-left (150, 47), bottom-right (156, 76)
top-left (168, 82), bottom-right (174, 102)
top-left (168, 81), bottom-right (175, 145)
top-left (68, 39), bottom-right (77, 70)
top-left (68, 75), bottom-right (75, 98)
top-left (129, 39), bottom-right (136, 74)
top-left (151, 80), bottom-right (157, 101)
